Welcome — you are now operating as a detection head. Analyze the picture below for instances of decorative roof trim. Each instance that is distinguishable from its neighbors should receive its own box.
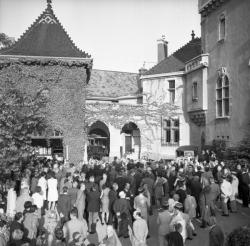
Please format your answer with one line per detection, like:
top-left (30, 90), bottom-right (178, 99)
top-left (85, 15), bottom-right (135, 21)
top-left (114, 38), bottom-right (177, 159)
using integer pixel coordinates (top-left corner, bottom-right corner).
top-left (140, 71), bottom-right (185, 80)
top-left (0, 54), bottom-right (92, 62)
top-left (199, 0), bottom-right (229, 17)
top-left (0, 55), bottom-right (93, 70)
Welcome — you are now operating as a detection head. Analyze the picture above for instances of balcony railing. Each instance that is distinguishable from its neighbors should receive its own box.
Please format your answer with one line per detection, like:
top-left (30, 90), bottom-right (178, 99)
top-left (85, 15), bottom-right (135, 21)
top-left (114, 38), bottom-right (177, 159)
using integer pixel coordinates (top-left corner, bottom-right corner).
top-left (185, 54), bottom-right (209, 73)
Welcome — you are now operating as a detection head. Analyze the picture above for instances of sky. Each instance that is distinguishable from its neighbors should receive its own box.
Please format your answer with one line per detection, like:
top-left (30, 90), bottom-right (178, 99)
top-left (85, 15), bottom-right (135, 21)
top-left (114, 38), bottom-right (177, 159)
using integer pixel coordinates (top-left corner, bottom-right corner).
top-left (0, 0), bottom-right (201, 72)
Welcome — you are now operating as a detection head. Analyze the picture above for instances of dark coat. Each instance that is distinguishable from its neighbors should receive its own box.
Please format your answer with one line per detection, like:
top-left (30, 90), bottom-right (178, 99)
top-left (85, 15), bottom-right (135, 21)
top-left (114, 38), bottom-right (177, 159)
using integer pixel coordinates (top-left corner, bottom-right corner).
top-left (115, 176), bottom-right (129, 193)
top-left (166, 231), bottom-right (184, 246)
top-left (113, 198), bottom-right (131, 216)
top-left (87, 190), bottom-right (101, 212)
top-left (57, 194), bottom-right (71, 219)
top-left (209, 225), bottom-right (224, 246)
top-left (68, 187), bottom-right (78, 208)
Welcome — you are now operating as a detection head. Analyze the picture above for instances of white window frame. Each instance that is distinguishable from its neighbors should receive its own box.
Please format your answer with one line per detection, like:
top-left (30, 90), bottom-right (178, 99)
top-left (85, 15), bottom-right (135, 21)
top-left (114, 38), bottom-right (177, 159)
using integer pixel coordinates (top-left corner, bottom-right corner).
top-left (161, 118), bottom-right (180, 146)
top-left (168, 80), bottom-right (175, 104)
top-left (216, 74), bottom-right (230, 118)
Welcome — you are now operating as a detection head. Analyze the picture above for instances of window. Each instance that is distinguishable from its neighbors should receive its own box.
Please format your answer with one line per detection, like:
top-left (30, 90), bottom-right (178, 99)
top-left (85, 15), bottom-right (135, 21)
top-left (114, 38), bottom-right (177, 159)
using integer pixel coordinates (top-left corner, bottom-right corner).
top-left (219, 14), bottom-right (226, 41)
top-left (192, 82), bottom-right (198, 101)
top-left (162, 118), bottom-right (180, 145)
top-left (168, 80), bottom-right (175, 103)
top-left (216, 75), bottom-right (229, 117)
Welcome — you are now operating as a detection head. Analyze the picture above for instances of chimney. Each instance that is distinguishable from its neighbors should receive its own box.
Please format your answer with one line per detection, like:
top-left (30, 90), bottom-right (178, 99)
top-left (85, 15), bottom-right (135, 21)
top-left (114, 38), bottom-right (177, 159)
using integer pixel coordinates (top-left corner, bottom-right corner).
top-left (157, 35), bottom-right (168, 63)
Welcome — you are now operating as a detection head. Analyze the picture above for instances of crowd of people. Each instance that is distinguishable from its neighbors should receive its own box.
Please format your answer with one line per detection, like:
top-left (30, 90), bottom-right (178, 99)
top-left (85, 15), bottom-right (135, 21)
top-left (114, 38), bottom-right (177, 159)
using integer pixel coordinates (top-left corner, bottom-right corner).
top-left (0, 152), bottom-right (249, 246)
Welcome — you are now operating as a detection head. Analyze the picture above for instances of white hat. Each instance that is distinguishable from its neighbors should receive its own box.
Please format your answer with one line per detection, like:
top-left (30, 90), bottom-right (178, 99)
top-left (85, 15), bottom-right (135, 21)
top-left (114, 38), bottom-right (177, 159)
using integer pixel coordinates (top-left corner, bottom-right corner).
top-left (119, 191), bottom-right (126, 198)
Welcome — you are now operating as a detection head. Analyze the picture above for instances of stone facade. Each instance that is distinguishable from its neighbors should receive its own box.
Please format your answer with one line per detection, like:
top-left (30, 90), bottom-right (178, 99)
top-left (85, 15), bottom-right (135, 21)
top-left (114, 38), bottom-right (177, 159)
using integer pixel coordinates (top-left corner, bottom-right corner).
top-left (198, 0), bottom-right (250, 147)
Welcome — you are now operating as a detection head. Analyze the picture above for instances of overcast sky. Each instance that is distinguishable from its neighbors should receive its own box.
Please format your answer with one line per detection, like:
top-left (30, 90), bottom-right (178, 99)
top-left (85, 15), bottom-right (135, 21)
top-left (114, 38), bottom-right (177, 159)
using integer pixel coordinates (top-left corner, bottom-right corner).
top-left (0, 0), bottom-right (201, 72)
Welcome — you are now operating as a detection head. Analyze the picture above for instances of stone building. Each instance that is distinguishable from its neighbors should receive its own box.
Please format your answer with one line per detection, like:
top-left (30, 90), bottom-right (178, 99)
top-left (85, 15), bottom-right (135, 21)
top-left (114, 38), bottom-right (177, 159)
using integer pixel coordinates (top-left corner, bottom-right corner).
top-left (0, 1), bottom-right (92, 164)
top-left (140, 34), bottom-right (202, 159)
top-left (189, 0), bottom-right (250, 148)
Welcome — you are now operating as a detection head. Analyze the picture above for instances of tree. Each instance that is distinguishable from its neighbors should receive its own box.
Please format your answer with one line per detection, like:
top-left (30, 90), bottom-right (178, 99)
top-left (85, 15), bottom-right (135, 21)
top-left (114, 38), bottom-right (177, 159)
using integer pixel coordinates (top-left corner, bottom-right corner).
top-left (0, 33), bottom-right (15, 48)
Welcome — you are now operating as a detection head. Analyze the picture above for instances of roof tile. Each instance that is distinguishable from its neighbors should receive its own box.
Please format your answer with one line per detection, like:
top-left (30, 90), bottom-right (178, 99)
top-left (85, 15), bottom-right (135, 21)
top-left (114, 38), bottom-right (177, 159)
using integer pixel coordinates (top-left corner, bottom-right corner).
top-left (87, 69), bottom-right (139, 98)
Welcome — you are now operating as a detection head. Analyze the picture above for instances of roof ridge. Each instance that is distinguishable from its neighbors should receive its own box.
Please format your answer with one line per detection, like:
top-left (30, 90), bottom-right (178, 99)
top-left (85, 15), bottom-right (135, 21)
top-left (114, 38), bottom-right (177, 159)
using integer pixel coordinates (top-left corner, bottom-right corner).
top-left (93, 68), bottom-right (138, 74)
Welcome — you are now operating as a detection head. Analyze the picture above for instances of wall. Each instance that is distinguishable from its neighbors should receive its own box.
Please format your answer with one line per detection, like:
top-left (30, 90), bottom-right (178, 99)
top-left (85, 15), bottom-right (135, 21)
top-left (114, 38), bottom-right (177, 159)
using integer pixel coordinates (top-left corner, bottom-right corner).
top-left (185, 65), bottom-right (208, 147)
top-left (0, 58), bottom-right (89, 164)
top-left (186, 68), bottom-right (206, 112)
top-left (201, 0), bottom-right (250, 146)
top-left (141, 75), bottom-right (190, 159)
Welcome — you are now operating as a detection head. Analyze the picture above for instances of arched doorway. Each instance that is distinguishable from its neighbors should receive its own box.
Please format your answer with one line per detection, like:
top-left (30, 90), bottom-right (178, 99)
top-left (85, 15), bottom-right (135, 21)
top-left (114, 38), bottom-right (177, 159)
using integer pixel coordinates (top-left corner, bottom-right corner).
top-left (88, 121), bottom-right (110, 160)
top-left (121, 122), bottom-right (141, 159)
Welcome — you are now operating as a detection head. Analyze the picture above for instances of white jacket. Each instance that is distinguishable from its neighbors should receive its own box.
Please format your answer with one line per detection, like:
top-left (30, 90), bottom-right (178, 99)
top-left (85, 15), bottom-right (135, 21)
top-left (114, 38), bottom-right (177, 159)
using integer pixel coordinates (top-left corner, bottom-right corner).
top-left (221, 179), bottom-right (232, 198)
top-left (231, 175), bottom-right (239, 197)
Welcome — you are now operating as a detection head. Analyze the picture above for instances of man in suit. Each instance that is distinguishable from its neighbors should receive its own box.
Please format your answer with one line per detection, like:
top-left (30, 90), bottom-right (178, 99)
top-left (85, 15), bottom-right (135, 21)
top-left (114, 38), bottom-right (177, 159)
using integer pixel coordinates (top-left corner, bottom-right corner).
top-left (241, 167), bottom-right (250, 207)
top-left (157, 200), bottom-right (173, 246)
top-left (207, 177), bottom-right (220, 216)
top-left (86, 186), bottom-right (101, 233)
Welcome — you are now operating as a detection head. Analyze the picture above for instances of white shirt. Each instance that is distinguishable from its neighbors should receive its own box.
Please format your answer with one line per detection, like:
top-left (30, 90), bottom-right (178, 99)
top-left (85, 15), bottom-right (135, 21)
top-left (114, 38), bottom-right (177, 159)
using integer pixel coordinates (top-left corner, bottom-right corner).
top-left (32, 193), bottom-right (44, 209)
top-left (221, 179), bottom-right (232, 197)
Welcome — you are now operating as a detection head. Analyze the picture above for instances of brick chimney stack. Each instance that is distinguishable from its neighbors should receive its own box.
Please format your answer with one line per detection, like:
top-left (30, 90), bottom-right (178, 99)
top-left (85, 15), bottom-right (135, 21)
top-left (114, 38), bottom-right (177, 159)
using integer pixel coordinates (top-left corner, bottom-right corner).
top-left (157, 35), bottom-right (168, 63)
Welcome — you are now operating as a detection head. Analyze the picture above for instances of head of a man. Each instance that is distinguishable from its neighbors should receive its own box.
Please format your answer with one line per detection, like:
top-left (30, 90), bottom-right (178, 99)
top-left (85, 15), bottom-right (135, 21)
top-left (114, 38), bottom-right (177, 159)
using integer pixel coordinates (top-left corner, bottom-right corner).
top-left (70, 207), bottom-right (78, 220)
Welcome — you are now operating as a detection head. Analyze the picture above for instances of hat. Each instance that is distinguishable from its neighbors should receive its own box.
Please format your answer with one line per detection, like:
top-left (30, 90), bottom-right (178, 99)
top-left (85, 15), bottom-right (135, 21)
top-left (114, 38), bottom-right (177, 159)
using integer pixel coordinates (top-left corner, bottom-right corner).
top-left (119, 191), bottom-right (126, 198)
top-left (161, 199), bottom-right (169, 207)
top-left (174, 202), bottom-right (183, 210)
top-left (138, 186), bottom-right (144, 193)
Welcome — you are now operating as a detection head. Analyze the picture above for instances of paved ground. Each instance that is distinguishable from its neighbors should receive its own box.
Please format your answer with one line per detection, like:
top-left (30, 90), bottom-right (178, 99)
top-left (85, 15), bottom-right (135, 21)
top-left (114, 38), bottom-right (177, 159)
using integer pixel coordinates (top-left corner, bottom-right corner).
top-left (88, 202), bottom-right (250, 246)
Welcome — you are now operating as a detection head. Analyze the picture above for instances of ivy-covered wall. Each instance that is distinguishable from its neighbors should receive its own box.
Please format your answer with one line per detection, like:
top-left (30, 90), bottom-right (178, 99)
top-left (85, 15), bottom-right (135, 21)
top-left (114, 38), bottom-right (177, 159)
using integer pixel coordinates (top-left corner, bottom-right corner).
top-left (0, 57), bottom-right (91, 164)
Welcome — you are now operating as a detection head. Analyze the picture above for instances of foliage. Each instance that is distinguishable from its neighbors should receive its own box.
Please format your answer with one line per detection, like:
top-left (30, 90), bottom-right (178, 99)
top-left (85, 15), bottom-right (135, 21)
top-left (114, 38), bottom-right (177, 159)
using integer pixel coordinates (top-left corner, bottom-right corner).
top-left (85, 93), bottom-right (179, 155)
top-left (0, 75), bottom-right (47, 165)
top-left (0, 33), bottom-right (15, 48)
top-left (0, 58), bottom-right (91, 164)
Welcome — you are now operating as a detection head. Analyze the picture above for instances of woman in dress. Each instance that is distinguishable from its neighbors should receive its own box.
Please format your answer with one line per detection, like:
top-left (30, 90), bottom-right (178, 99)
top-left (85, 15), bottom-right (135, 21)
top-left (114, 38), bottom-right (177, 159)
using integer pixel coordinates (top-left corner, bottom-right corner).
top-left (38, 172), bottom-right (47, 201)
top-left (47, 171), bottom-right (58, 211)
top-left (134, 187), bottom-right (150, 223)
top-left (100, 184), bottom-right (110, 224)
top-left (7, 181), bottom-right (17, 219)
top-left (75, 182), bottom-right (86, 220)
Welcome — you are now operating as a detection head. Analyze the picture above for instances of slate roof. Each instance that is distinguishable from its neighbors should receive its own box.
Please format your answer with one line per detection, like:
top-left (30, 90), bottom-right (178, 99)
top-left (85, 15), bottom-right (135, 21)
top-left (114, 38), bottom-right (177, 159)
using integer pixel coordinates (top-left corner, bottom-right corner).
top-left (145, 37), bottom-right (201, 75)
top-left (0, 2), bottom-right (90, 58)
top-left (87, 69), bottom-right (139, 98)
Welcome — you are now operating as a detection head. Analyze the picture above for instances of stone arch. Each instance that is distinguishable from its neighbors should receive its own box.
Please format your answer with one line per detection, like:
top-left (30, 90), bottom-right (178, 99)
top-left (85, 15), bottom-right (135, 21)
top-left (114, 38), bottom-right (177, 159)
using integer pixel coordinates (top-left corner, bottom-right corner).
top-left (121, 122), bottom-right (141, 159)
top-left (87, 120), bottom-right (110, 160)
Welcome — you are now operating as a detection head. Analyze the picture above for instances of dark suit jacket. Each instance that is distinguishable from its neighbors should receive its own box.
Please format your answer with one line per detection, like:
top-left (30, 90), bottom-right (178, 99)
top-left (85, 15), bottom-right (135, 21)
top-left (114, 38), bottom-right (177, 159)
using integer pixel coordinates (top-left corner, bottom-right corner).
top-left (209, 225), bottom-right (224, 246)
top-left (57, 194), bottom-right (71, 219)
top-left (87, 190), bottom-right (101, 212)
